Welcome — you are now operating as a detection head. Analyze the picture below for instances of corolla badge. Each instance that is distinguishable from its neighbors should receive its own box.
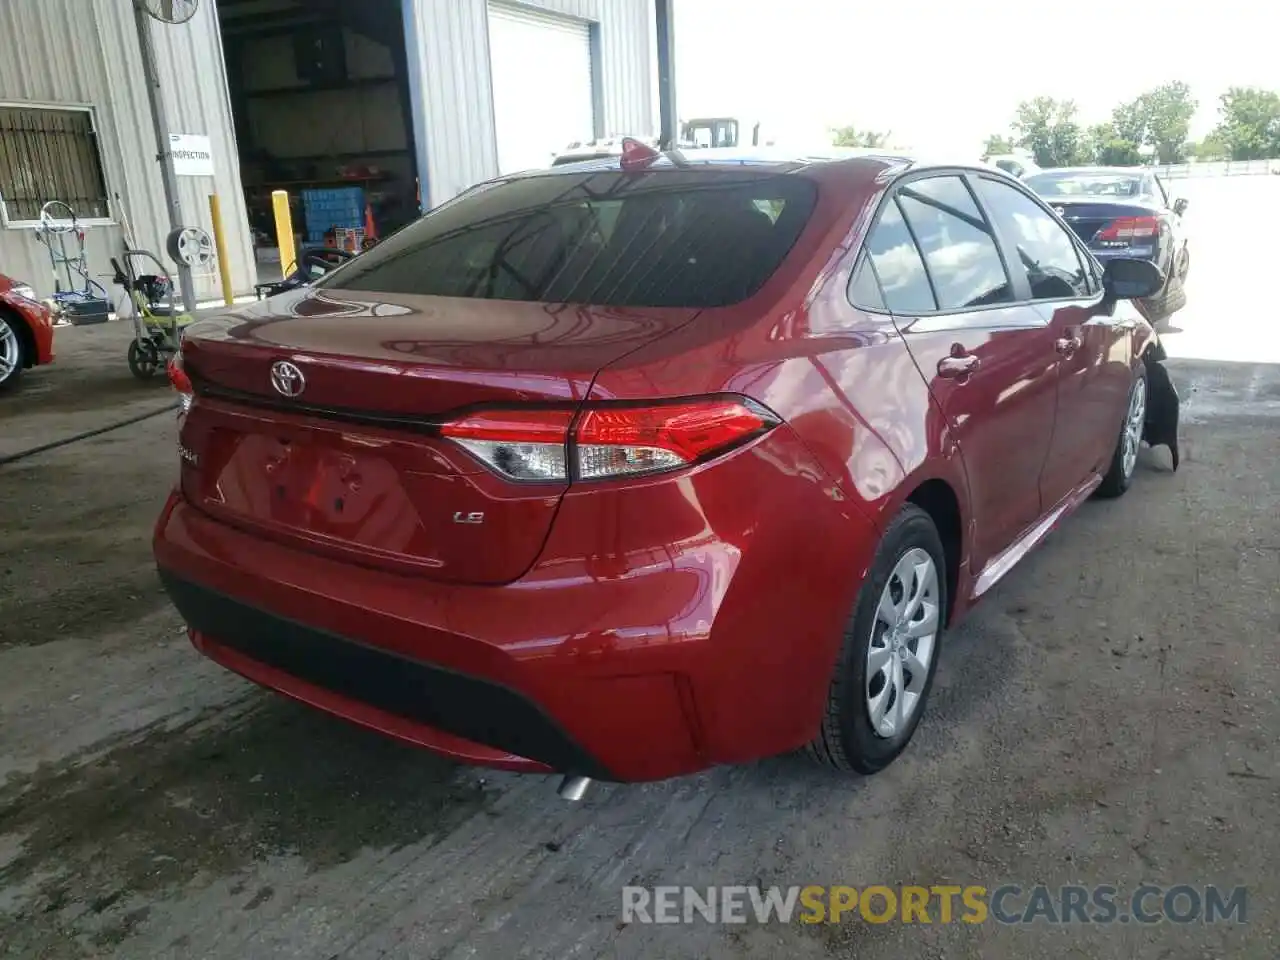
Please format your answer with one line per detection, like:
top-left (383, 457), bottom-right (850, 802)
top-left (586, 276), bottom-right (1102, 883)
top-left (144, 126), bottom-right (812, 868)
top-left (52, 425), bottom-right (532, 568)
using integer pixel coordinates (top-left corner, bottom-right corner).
top-left (270, 360), bottom-right (306, 397)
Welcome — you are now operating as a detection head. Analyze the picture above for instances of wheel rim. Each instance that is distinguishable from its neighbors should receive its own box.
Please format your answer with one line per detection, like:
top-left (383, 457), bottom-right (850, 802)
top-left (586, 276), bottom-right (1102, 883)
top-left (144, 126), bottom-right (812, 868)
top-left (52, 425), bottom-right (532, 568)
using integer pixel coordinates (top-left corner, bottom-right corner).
top-left (0, 319), bottom-right (18, 381)
top-left (866, 547), bottom-right (940, 738)
top-left (1121, 378), bottom-right (1146, 479)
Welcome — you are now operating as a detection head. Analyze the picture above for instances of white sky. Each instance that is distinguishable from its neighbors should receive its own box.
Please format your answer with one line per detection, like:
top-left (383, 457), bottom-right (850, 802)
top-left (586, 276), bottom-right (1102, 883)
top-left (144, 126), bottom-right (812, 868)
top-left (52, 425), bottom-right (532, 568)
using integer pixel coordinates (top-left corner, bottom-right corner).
top-left (673, 0), bottom-right (1280, 155)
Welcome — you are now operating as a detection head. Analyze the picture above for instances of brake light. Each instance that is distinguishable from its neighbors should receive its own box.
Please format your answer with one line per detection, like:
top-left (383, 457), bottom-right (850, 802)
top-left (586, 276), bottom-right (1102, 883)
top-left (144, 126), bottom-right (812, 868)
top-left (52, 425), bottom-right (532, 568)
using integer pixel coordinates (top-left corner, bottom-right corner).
top-left (1097, 216), bottom-right (1159, 241)
top-left (167, 353), bottom-right (193, 413)
top-left (576, 400), bottom-right (774, 478)
top-left (440, 397), bottom-right (778, 482)
top-left (440, 408), bottom-right (574, 482)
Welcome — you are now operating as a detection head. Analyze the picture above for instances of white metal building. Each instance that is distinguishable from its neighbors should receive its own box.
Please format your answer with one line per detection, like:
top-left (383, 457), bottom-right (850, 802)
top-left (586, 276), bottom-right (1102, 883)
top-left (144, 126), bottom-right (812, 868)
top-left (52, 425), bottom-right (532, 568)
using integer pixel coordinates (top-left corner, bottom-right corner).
top-left (0, 0), bottom-right (657, 301)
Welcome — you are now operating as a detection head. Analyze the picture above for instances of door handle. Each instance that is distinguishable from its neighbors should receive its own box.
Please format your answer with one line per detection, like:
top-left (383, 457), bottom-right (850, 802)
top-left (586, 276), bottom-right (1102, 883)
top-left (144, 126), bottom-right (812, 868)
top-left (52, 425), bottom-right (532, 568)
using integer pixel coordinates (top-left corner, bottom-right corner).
top-left (937, 354), bottom-right (980, 379)
top-left (1056, 336), bottom-right (1082, 356)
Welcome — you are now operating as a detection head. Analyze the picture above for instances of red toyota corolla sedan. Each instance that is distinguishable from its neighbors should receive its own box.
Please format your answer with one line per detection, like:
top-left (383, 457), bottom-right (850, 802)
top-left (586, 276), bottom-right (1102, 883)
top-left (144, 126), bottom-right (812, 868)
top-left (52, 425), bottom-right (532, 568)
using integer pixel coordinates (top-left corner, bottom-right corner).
top-left (0, 271), bottom-right (56, 391)
top-left (155, 146), bottom-right (1179, 787)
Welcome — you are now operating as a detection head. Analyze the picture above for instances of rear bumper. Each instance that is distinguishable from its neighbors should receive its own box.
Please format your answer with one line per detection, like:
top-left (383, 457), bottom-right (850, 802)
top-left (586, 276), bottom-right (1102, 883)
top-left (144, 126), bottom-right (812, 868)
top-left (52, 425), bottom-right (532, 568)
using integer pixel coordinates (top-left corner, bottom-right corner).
top-left (153, 421), bottom-right (877, 781)
top-left (160, 569), bottom-right (613, 778)
top-left (154, 442), bottom-right (876, 780)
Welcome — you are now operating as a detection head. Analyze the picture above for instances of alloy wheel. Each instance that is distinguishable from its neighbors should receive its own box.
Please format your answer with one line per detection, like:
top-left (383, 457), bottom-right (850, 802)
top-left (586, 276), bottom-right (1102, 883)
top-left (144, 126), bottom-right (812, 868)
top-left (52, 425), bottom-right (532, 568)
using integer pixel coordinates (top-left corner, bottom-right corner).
top-left (866, 548), bottom-right (940, 738)
top-left (0, 318), bottom-right (19, 383)
top-left (1121, 378), bottom-right (1146, 480)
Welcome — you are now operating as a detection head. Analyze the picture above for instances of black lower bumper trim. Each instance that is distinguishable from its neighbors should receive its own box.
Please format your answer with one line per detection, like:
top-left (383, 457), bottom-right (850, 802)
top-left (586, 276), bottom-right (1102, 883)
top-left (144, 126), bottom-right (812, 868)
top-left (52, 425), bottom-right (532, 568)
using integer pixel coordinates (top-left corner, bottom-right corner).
top-left (158, 569), bottom-right (613, 780)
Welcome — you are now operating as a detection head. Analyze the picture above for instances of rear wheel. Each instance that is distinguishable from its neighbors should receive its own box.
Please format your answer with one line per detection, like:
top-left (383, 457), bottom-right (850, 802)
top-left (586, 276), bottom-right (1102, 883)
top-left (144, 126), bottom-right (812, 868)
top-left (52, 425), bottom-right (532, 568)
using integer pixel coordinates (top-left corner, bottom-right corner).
top-left (807, 504), bottom-right (946, 774)
top-left (1095, 368), bottom-right (1147, 499)
top-left (0, 311), bottom-right (27, 392)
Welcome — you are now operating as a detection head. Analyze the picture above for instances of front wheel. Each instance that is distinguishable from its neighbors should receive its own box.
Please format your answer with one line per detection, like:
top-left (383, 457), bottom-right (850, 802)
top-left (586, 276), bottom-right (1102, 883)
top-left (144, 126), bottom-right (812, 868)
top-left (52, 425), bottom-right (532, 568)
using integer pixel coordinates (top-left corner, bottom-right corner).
top-left (1095, 369), bottom-right (1147, 499)
top-left (0, 311), bottom-right (27, 392)
top-left (807, 504), bottom-right (947, 774)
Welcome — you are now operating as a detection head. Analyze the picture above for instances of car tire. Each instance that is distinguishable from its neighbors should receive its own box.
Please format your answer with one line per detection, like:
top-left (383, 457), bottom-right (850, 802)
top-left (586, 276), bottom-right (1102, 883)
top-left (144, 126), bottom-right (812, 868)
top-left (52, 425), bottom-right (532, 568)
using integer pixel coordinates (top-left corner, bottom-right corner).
top-left (807, 504), bottom-right (947, 774)
top-left (1095, 367), bottom-right (1148, 499)
top-left (0, 310), bottom-right (27, 392)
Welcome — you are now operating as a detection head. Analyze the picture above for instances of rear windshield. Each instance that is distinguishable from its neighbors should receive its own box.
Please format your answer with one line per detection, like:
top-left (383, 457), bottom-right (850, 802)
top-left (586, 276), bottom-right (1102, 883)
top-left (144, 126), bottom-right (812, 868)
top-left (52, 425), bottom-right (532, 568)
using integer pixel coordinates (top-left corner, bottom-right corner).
top-left (1025, 171), bottom-right (1144, 198)
top-left (320, 170), bottom-right (818, 308)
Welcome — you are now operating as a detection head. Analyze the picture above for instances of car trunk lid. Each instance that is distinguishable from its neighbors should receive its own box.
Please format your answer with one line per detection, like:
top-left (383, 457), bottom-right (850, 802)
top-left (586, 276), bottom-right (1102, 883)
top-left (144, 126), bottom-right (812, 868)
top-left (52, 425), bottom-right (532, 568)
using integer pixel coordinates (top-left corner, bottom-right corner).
top-left (178, 288), bottom-right (699, 584)
top-left (1047, 197), bottom-right (1161, 248)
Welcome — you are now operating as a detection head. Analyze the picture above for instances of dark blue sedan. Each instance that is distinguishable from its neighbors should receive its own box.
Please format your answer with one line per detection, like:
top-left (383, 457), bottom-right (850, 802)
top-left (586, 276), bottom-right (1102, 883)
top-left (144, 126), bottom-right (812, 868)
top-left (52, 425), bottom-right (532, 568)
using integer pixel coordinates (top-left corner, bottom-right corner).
top-left (1024, 167), bottom-right (1190, 319)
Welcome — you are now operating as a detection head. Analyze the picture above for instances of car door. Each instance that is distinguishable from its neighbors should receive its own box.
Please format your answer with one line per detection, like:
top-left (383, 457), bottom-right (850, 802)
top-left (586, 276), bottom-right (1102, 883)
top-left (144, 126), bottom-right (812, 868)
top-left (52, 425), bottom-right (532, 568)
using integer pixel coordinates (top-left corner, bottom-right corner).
top-left (861, 173), bottom-right (1060, 568)
top-left (1150, 174), bottom-right (1185, 262)
top-left (973, 175), bottom-right (1135, 508)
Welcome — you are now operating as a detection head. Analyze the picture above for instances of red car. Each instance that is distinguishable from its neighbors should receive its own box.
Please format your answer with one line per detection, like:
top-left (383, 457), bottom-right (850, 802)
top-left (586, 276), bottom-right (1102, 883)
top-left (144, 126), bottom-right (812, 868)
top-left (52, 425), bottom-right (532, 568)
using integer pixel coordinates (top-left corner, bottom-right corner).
top-left (155, 147), bottom-right (1179, 787)
top-left (0, 272), bottom-right (56, 391)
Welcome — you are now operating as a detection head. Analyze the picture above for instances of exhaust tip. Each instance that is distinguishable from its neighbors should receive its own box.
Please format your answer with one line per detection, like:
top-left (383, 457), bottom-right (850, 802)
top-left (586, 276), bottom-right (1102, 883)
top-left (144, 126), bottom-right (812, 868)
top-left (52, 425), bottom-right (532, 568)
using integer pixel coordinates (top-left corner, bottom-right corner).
top-left (557, 775), bottom-right (591, 801)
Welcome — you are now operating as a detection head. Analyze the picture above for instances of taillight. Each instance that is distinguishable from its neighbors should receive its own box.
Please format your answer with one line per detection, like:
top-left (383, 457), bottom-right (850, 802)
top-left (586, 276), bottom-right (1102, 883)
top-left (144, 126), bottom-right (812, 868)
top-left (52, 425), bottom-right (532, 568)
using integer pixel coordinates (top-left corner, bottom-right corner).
top-left (1097, 216), bottom-right (1160, 241)
top-left (440, 408), bottom-right (574, 482)
top-left (576, 400), bottom-right (774, 478)
top-left (167, 353), bottom-right (193, 413)
top-left (440, 397), bottom-right (778, 483)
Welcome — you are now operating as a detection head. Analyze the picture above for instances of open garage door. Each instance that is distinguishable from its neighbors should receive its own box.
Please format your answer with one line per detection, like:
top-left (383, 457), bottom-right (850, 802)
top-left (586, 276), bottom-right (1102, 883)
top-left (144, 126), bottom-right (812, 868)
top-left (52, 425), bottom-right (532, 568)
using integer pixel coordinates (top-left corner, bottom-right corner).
top-left (487, 3), bottom-right (595, 174)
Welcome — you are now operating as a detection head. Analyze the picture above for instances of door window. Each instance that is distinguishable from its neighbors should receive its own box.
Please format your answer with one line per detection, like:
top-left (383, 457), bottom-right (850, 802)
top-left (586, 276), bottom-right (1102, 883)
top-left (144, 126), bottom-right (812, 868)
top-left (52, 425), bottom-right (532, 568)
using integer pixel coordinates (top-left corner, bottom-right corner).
top-left (896, 176), bottom-right (1013, 310)
top-left (976, 177), bottom-right (1090, 301)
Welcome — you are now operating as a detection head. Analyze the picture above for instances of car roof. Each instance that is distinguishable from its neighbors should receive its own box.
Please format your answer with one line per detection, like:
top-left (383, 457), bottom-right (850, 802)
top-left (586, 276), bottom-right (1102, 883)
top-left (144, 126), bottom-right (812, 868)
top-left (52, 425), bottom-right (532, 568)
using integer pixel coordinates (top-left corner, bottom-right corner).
top-left (503, 146), bottom-right (985, 183)
top-left (1028, 166), bottom-right (1151, 177)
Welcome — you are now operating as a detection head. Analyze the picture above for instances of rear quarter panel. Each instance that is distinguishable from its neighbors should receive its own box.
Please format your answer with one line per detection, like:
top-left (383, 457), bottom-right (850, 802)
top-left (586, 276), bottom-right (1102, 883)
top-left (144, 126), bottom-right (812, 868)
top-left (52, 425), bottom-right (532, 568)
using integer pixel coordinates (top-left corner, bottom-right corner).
top-left (593, 167), bottom-right (972, 670)
top-left (590, 166), bottom-right (975, 610)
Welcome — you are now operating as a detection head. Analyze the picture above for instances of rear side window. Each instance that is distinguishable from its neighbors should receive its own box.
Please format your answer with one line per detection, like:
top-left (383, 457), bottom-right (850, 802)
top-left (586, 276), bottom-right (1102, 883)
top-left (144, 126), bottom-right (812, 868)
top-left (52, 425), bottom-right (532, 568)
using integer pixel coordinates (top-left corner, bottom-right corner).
top-left (863, 198), bottom-right (936, 313)
top-left (897, 176), bottom-right (1013, 310)
top-left (849, 256), bottom-right (886, 310)
top-left (975, 177), bottom-right (1089, 300)
top-left (322, 171), bottom-right (818, 308)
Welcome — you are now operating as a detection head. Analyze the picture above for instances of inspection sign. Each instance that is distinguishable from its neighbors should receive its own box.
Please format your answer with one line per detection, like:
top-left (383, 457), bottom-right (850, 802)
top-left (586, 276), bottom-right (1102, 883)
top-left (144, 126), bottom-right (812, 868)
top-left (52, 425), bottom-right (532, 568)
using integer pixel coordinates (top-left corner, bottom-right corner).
top-left (169, 134), bottom-right (214, 177)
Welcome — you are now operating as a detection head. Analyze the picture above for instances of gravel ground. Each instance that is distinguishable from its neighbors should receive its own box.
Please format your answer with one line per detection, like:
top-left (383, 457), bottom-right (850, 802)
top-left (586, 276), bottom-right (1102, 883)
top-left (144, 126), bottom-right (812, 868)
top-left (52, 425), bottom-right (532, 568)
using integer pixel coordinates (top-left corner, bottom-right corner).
top-left (1, 177), bottom-right (1278, 959)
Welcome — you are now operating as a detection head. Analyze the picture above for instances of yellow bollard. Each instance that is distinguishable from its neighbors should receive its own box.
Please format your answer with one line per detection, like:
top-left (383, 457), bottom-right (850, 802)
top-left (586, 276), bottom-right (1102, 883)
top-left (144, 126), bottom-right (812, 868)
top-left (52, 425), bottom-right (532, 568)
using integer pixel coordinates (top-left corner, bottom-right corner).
top-left (207, 194), bottom-right (234, 306)
top-left (271, 189), bottom-right (297, 279)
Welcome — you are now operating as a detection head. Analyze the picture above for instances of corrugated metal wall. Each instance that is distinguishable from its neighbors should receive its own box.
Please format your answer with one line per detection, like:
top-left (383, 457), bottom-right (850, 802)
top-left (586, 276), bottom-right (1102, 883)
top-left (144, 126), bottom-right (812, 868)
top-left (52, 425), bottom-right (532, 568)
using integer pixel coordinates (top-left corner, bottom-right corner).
top-left (403, 0), bottom-right (656, 206)
top-left (0, 0), bottom-right (254, 301)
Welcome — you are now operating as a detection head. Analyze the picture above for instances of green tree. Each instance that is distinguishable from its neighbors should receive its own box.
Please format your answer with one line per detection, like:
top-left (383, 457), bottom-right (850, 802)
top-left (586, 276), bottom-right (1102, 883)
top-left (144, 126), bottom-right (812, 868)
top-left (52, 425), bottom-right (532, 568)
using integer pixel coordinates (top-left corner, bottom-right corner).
top-left (1189, 133), bottom-right (1230, 161)
top-left (1109, 82), bottom-right (1195, 163)
top-left (1142, 82), bottom-right (1196, 163)
top-left (982, 133), bottom-right (1015, 158)
top-left (831, 126), bottom-right (892, 148)
top-left (1013, 97), bottom-right (1086, 167)
top-left (1213, 87), bottom-right (1280, 160)
top-left (1087, 122), bottom-right (1143, 166)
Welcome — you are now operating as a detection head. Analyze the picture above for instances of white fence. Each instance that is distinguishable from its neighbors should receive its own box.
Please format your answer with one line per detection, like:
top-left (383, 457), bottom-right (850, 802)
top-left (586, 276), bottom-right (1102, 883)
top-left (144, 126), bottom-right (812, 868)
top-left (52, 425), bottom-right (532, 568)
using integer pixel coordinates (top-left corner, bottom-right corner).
top-left (1152, 158), bottom-right (1280, 179)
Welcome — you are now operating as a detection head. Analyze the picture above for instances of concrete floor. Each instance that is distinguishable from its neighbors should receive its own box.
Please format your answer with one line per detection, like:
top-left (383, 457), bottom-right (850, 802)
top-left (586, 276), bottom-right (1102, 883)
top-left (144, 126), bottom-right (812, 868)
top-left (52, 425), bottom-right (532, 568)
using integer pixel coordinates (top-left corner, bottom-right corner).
top-left (1, 176), bottom-right (1277, 959)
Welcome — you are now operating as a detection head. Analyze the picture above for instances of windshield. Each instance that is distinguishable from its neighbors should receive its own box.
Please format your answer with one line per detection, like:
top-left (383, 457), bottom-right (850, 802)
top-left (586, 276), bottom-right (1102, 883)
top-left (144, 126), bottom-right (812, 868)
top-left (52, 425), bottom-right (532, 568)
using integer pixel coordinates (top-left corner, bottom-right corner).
top-left (320, 170), bottom-right (817, 308)
top-left (1024, 171), bottom-right (1145, 198)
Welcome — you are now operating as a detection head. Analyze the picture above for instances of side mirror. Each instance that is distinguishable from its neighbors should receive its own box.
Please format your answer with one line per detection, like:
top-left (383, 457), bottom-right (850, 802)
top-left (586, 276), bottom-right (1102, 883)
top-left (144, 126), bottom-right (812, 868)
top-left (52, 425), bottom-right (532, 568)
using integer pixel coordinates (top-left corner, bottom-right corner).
top-left (1102, 257), bottom-right (1164, 301)
top-left (1172, 197), bottom-right (1188, 216)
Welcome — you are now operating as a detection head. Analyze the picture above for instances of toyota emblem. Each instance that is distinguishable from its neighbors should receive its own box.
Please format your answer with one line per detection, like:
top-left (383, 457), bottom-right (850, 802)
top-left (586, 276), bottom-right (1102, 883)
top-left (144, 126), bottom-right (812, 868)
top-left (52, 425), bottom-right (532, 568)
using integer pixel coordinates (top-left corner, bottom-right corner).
top-left (270, 360), bottom-right (306, 398)
top-left (1053, 206), bottom-right (1066, 216)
